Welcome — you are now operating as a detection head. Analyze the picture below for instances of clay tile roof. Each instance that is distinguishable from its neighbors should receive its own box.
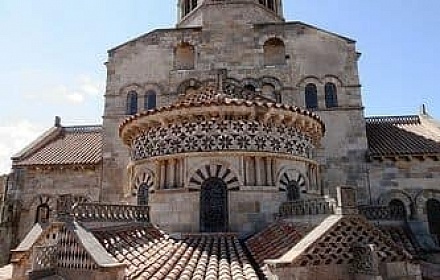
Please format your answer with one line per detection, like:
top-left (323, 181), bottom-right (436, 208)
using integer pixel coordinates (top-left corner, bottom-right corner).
top-left (245, 221), bottom-right (313, 267)
top-left (13, 125), bottom-right (102, 167)
top-left (93, 226), bottom-right (261, 280)
top-left (366, 115), bottom-right (440, 158)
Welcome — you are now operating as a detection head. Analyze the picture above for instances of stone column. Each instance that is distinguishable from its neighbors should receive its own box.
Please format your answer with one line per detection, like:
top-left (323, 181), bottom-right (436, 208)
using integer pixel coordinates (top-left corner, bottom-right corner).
top-left (266, 157), bottom-right (273, 186)
top-left (168, 159), bottom-right (176, 188)
top-left (255, 157), bottom-right (262, 186)
top-left (160, 161), bottom-right (166, 189)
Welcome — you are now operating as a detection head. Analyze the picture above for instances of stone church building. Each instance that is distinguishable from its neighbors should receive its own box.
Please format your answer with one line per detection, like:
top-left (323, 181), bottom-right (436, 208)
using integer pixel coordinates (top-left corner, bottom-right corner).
top-left (1, 0), bottom-right (440, 279)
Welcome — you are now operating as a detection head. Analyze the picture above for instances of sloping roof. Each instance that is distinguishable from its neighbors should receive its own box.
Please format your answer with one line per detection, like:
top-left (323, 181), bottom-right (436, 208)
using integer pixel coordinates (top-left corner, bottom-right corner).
top-left (366, 115), bottom-right (440, 159)
top-left (12, 125), bottom-right (103, 167)
top-left (266, 215), bottom-right (411, 268)
top-left (246, 221), bottom-right (313, 267)
top-left (93, 225), bottom-right (261, 280)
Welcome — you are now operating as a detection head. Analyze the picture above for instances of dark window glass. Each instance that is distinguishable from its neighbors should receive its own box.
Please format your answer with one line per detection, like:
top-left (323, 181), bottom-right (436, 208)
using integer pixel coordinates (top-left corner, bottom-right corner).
top-left (286, 181), bottom-right (300, 201)
top-left (305, 83), bottom-right (318, 109)
top-left (325, 82), bottom-right (338, 108)
top-left (145, 90), bottom-right (157, 110)
top-left (36, 204), bottom-right (50, 224)
top-left (259, 0), bottom-right (264, 4)
top-left (427, 199), bottom-right (440, 242)
top-left (389, 199), bottom-right (406, 220)
top-left (137, 183), bottom-right (149, 206)
top-left (126, 91), bottom-right (138, 115)
top-left (200, 177), bottom-right (228, 232)
top-left (244, 84), bottom-right (256, 92)
top-left (267, 0), bottom-right (275, 11)
top-left (191, 0), bottom-right (197, 9)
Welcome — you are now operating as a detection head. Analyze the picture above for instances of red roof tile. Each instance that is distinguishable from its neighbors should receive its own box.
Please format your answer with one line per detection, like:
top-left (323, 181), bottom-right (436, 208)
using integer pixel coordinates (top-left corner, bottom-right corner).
top-left (366, 115), bottom-right (440, 158)
top-left (13, 125), bottom-right (102, 166)
top-left (245, 221), bottom-right (313, 267)
top-left (93, 226), bottom-right (261, 280)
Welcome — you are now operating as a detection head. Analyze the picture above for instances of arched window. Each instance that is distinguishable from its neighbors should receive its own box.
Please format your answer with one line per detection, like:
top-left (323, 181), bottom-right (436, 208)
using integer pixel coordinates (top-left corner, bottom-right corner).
top-left (427, 199), bottom-right (440, 242)
top-left (175, 43), bottom-right (195, 70)
top-left (137, 183), bottom-right (149, 206)
top-left (182, 0), bottom-right (197, 17)
top-left (305, 83), bottom-right (318, 109)
top-left (264, 38), bottom-right (286, 66)
top-left (36, 203), bottom-right (50, 224)
top-left (200, 177), bottom-right (228, 232)
top-left (144, 90), bottom-right (157, 110)
top-left (258, 0), bottom-right (277, 12)
top-left (325, 82), bottom-right (338, 108)
top-left (389, 199), bottom-right (406, 220)
top-left (286, 181), bottom-right (300, 201)
top-left (126, 91), bottom-right (138, 115)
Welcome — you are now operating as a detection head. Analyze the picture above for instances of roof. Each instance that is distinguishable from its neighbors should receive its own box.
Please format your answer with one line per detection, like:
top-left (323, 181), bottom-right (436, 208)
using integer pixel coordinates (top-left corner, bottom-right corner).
top-left (119, 85), bottom-right (325, 145)
top-left (366, 115), bottom-right (440, 159)
top-left (12, 125), bottom-right (102, 167)
top-left (266, 215), bottom-right (411, 268)
top-left (93, 225), bottom-right (261, 280)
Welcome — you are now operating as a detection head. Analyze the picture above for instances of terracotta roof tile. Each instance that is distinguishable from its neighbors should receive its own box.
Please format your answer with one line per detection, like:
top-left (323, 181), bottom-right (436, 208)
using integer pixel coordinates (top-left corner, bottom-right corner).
top-left (245, 221), bottom-right (312, 267)
top-left (93, 226), bottom-right (260, 280)
top-left (13, 125), bottom-right (102, 166)
top-left (366, 115), bottom-right (440, 158)
top-left (378, 225), bottom-right (420, 256)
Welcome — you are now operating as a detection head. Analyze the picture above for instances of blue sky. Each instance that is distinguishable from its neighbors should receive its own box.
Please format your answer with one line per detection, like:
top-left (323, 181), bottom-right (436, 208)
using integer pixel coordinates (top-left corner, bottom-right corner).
top-left (0, 0), bottom-right (439, 174)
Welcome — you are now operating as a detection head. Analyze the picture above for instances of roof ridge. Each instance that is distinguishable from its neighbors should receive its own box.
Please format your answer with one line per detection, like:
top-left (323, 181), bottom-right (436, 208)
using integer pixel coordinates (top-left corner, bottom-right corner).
top-left (366, 115), bottom-right (420, 125)
top-left (63, 125), bottom-right (102, 133)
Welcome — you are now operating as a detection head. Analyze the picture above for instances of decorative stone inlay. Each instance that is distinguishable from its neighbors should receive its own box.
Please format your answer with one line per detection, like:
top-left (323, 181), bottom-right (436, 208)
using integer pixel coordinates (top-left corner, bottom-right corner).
top-left (131, 119), bottom-right (314, 160)
top-left (188, 164), bottom-right (240, 190)
top-left (278, 169), bottom-right (307, 200)
top-left (71, 203), bottom-right (150, 223)
top-left (289, 216), bottom-right (411, 267)
top-left (359, 205), bottom-right (406, 221)
top-left (32, 245), bottom-right (57, 271)
top-left (279, 198), bottom-right (336, 217)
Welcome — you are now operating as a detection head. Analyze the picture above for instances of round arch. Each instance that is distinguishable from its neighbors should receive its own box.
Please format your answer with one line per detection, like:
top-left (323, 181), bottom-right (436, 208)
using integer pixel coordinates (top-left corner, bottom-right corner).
top-left (377, 190), bottom-right (413, 219)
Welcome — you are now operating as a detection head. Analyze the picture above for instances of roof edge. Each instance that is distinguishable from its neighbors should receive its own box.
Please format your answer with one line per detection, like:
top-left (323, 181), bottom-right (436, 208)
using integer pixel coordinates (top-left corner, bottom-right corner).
top-left (11, 126), bottom-right (61, 161)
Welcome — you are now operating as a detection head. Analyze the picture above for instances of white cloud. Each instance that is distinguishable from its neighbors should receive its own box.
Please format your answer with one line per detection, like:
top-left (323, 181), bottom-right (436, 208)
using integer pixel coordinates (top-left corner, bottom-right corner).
top-left (0, 120), bottom-right (45, 175)
top-left (25, 74), bottom-right (104, 105)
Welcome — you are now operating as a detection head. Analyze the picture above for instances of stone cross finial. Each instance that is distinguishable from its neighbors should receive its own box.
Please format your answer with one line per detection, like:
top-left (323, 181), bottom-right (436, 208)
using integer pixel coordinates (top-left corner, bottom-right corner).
top-left (336, 186), bottom-right (359, 215)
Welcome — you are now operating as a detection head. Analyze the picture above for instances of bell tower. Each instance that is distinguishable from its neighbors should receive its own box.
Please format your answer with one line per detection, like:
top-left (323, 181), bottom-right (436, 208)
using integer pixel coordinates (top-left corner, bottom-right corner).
top-left (177, 0), bottom-right (284, 28)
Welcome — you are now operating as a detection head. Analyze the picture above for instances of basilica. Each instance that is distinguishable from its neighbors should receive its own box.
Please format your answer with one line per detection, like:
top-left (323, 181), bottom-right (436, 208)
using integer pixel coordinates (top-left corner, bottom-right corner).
top-left (1, 0), bottom-right (440, 279)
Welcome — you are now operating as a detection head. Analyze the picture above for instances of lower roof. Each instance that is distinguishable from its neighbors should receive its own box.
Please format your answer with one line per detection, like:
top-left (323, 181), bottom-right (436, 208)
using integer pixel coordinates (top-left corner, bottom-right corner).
top-left (366, 114), bottom-right (440, 159)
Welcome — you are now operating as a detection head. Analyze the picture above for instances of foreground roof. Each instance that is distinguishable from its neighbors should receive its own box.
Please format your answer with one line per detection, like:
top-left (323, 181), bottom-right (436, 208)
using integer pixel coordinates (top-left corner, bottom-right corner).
top-left (366, 114), bottom-right (440, 160)
top-left (12, 125), bottom-right (102, 167)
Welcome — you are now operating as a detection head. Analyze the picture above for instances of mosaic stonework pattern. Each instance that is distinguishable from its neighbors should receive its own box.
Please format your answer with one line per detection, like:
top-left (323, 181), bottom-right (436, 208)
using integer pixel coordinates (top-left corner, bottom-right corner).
top-left (278, 169), bottom-right (307, 200)
top-left (292, 216), bottom-right (411, 267)
top-left (189, 164), bottom-right (240, 190)
top-left (131, 119), bottom-right (314, 160)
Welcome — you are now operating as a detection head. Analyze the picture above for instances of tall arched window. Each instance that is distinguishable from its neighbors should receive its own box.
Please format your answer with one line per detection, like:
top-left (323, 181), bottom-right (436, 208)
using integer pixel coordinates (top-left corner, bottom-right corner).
top-left (182, 0), bottom-right (197, 17)
top-left (325, 82), bottom-right (338, 108)
top-left (427, 199), bottom-right (440, 242)
top-left (305, 83), bottom-right (318, 109)
top-left (126, 91), bottom-right (138, 115)
top-left (389, 199), bottom-right (406, 220)
top-left (137, 183), bottom-right (149, 206)
top-left (175, 42), bottom-right (195, 70)
top-left (200, 177), bottom-right (228, 232)
top-left (258, 0), bottom-right (277, 12)
top-left (264, 38), bottom-right (286, 66)
top-left (144, 90), bottom-right (157, 110)
top-left (36, 203), bottom-right (50, 224)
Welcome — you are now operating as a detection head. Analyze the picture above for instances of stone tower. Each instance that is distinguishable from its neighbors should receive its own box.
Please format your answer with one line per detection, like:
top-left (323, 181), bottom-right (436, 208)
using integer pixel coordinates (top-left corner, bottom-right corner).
top-left (177, 0), bottom-right (284, 27)
top-left (101, 0), bottom-right (368, 208)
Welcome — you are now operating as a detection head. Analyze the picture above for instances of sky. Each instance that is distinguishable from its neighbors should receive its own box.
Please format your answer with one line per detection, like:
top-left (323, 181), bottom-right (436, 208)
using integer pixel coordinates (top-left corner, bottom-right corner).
top-left (0, 0), bottom-right (439, 174)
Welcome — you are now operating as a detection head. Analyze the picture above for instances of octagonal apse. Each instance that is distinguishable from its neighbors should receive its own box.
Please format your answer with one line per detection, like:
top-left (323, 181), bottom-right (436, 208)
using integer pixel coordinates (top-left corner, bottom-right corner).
top-left (119, 83), bottom-right (325, 233)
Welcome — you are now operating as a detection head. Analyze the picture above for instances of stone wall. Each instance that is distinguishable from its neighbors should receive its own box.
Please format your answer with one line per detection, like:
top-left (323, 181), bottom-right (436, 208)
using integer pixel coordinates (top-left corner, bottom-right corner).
top-left (368, 158), bottom-right (440, 217)
top-left (103, 14), bottom-right (366, 204)
top-left (10, 166), bottom-right (101, 241)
